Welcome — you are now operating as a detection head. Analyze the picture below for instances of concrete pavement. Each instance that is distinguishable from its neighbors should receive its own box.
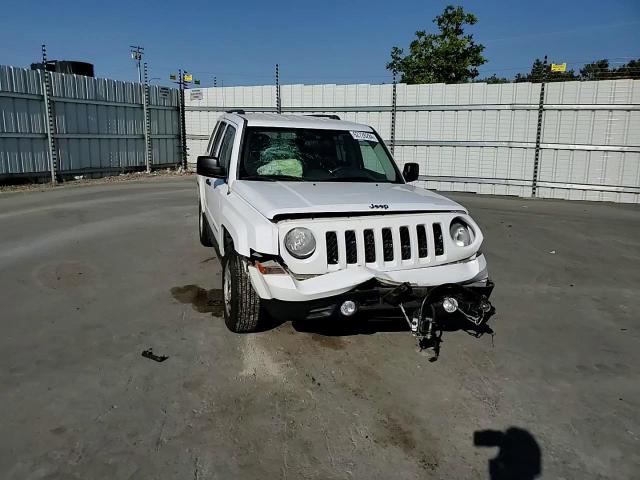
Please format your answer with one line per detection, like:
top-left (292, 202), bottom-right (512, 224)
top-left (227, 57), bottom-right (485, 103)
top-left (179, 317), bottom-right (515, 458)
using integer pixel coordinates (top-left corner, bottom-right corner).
top-left (1, 176), bottom-right (638, 479)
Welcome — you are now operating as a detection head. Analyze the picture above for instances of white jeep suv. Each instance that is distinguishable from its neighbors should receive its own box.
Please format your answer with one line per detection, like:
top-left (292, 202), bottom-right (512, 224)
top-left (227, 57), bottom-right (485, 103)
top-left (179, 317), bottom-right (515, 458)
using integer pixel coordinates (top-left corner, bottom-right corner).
top-left (197, 112), bottom-right (493, 344)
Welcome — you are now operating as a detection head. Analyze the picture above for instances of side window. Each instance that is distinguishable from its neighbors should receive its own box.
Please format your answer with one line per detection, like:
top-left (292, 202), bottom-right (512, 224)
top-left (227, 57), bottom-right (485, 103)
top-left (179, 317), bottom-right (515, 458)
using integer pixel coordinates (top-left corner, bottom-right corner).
top-left (209, 122), bottom-right (227, 156)
top-left (218, 125), bottom-right (237, 171)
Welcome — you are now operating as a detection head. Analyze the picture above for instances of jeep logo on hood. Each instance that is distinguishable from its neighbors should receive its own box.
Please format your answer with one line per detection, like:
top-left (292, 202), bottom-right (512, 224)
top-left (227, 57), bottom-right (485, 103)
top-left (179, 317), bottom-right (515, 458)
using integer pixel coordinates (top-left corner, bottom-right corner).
top-left (369, 203), bottom-right (389, 210)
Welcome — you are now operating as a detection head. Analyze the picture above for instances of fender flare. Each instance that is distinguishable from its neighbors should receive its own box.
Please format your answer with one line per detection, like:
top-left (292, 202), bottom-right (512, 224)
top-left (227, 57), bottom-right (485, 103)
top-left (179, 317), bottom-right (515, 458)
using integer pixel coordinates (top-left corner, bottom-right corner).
top-left (219, 193), bottom-right (279, 257)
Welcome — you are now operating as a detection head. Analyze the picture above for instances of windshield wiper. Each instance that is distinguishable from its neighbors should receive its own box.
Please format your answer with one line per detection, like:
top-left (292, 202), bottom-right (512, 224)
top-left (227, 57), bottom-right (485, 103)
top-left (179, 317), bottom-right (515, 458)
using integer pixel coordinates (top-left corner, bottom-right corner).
top-left (241, 175), bottom-right (276, 182)
top-left (242, 175), bottom-right (307, 182)
top-left (329, 176), bottom-right (378, 183)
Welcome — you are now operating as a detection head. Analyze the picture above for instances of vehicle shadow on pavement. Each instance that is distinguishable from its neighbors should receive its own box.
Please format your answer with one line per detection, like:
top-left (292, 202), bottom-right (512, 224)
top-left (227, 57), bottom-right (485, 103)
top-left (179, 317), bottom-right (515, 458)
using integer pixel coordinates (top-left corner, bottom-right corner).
top-left (290, 309), bottom-right (495, 338)
top-left (291, 314), bottom-right (408, 336)
top-left (474, 427), bottom-right (542, 480)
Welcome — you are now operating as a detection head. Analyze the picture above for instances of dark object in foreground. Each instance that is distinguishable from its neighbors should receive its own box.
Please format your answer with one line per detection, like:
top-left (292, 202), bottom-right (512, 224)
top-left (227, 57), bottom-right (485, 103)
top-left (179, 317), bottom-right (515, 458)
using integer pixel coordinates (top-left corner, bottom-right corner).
top-left (474, 427), bottom-right (542, 480)
top-left (141, 348), bottom-right (169, 362)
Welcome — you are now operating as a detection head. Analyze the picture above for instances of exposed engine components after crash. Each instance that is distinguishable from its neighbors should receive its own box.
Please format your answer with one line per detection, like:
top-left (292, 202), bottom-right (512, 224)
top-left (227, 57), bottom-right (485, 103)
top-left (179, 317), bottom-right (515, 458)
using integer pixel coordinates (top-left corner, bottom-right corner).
top-left (383, 281), bottom-right (494, 356)
top-left (196, 112), bottom-right (495, 358)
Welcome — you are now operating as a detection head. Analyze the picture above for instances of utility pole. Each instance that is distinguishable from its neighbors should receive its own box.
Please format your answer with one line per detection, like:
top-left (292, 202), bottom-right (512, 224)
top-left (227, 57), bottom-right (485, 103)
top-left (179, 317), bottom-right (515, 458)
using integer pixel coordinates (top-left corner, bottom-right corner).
top-left (130, 45), bottom-right (144, 83)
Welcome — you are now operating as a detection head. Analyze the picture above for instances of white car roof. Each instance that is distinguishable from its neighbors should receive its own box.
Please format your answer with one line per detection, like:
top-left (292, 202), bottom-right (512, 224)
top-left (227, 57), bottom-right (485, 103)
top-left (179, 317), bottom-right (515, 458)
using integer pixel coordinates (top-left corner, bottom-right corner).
top-left (224, 112), bottom-right (374, 132)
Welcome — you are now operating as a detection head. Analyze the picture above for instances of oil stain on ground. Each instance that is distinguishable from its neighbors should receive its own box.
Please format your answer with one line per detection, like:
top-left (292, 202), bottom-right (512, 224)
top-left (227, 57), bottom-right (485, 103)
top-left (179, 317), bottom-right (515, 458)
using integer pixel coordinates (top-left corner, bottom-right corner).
top-left (374, 413), bottom-right (440, 473)
top-left (309, 333), bottom-right (346, 350)
top-left (170, 285), bottom-right (224, 316)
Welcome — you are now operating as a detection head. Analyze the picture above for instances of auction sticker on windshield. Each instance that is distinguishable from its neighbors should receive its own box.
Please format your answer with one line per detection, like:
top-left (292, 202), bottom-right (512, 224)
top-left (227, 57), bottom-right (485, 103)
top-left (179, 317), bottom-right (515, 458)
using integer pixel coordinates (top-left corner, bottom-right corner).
top-left (350, 131), bottom-right (378, 142)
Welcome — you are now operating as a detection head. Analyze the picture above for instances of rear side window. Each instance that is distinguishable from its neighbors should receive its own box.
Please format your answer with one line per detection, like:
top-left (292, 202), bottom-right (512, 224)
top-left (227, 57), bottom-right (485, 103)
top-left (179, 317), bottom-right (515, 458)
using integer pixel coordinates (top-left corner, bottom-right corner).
top-left (218, 125), bottom-right (237, 171)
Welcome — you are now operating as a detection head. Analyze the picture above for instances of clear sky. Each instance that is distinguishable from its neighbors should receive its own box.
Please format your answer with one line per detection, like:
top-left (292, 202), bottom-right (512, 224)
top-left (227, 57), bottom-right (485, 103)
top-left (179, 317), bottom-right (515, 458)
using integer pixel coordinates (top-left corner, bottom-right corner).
top-left (1, 0), bottom-right (638, 86)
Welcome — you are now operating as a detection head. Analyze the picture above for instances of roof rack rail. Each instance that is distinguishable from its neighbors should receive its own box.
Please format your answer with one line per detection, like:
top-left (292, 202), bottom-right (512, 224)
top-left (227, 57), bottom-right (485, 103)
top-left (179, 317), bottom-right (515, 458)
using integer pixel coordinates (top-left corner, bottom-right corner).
top-left (225, 109), bottom-right (246, 114)
top-left (306, 114), bottom-right (341, 120)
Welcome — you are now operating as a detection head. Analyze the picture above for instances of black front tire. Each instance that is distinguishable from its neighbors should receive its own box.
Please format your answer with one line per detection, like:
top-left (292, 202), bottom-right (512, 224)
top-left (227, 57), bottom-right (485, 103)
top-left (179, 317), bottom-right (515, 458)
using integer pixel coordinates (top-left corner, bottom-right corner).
top-left (199, 202), bottom-right (214, 247)
top-left (222, 249), bottom-right (261, 333)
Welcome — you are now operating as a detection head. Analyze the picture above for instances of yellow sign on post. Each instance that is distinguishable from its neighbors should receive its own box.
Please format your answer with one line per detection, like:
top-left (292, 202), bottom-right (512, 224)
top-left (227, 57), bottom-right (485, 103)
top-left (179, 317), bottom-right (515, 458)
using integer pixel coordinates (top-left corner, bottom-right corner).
top-left (183, 73), bottom-right (193, 82)
top-left (551, 63), bottom-right (567, 72)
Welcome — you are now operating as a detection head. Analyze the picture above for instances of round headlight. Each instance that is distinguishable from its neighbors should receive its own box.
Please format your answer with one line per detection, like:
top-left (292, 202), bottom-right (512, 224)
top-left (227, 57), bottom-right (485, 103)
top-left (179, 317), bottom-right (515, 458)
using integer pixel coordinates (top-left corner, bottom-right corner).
top-left (284, 228), bottom-right (316, 259)
top-left (450, 220), bottom-right (473, 247)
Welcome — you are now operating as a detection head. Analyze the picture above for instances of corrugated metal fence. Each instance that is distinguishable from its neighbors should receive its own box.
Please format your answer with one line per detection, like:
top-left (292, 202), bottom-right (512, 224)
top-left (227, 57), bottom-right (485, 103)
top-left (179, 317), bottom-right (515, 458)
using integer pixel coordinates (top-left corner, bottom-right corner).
top-left (0, 65), bottom-right (181, 179)
top-left (185, 80), bottom-right (640, 203)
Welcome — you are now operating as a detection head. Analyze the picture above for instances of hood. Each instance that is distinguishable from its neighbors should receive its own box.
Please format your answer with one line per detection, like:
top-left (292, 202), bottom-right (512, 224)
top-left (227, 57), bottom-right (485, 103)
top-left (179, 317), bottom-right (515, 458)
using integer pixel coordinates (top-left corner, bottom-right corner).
top-left (231, 180), bottom-right (465, 220)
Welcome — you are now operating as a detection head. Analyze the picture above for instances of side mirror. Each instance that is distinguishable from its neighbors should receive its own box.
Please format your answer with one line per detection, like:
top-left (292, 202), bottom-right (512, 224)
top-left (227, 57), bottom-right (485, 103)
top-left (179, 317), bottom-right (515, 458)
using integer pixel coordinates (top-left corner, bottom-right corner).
top-left (197, 155), bottom-right (226, 178)
top-left (402, 162), bottom-right (419, 182)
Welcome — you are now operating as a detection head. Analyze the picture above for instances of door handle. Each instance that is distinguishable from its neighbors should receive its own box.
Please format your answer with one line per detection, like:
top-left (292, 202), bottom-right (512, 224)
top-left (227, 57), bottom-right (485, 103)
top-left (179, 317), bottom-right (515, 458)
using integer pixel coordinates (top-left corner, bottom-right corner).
top-left (205, 178), bottom-right (212, 186)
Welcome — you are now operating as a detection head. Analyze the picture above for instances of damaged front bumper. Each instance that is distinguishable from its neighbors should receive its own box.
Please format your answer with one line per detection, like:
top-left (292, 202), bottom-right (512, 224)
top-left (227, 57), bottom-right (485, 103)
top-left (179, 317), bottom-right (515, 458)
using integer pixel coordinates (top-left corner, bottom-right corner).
top-left (261, 277), bottom-right (493, 321)
top-left (247, 254), bottom-right (492, 319)
top-left (248, 254), bottom-right (489, 303)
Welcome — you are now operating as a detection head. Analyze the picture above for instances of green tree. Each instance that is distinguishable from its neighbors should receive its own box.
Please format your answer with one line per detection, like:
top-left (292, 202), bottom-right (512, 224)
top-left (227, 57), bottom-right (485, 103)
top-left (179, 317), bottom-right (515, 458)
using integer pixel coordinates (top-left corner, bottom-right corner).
top-left (580, 59), bottom-right (610, 80)
top-left (615, 59), bottom-right (640, 79)
top-left (476, 74), bottom-right (510, 84)
top-left (578, 59), bottom-right (640, 80)
top-left (387, 5), bottom-right (486, 84)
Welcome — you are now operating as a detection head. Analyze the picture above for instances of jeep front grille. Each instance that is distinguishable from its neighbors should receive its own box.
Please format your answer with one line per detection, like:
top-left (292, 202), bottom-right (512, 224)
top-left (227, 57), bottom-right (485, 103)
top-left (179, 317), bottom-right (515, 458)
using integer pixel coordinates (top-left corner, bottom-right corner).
top-left (363, 229), bottom-right (376, 263)
top-left (345, 230), bottom-right (358, 264)
top-left (433, 223), bottom-right (444, 256)
top-left (399, 226), bottom-right (411, 260)
top-left (382, 228), bottom-right (394, 261)
top-left (324, 223), bottom-right (445, 268)
top-left (417, 224), bottom-right (428, 258)
top-left (326, 231), bottom-right (338, 265)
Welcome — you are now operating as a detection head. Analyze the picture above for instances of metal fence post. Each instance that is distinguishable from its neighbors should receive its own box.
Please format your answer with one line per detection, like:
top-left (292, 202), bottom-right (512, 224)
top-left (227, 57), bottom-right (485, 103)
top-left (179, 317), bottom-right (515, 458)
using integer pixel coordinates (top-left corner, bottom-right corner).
top-left (275, 64), bottom-right (282, 114)
top-left (178, 69), bottom-right (187, 169)
top-left (532, 55), bottom-right (548, 197)
top-left (390, 71), bottom-right (397, 156)
top-left (143, 62), bottom-right (152, 173)
top-left (41, 45), bottom-right (57, 184)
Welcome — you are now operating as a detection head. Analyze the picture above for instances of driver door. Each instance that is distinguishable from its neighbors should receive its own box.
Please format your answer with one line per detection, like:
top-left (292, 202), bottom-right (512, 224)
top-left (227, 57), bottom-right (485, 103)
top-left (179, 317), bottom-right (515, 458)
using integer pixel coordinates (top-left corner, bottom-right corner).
top-left (205, 122), bottom-right (237, 245)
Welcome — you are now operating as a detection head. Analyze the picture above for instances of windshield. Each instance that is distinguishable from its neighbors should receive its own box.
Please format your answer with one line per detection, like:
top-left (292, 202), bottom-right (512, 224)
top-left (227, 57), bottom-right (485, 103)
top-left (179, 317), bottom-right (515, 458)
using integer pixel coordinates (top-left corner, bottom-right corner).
top-left (239, 127), bottom-right (402, 183)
